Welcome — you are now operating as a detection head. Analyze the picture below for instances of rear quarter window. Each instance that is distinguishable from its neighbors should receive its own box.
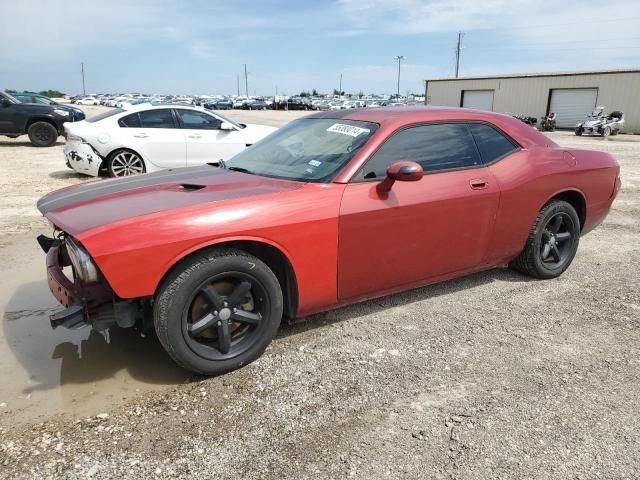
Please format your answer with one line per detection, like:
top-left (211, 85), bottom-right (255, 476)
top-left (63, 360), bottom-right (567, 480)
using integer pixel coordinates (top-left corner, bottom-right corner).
top-left (118, 113), bottom-right (141, 128)
top-left (468, 123), bottom-right (518, 164)
top-left (86, 108), bottom-right (125, 123)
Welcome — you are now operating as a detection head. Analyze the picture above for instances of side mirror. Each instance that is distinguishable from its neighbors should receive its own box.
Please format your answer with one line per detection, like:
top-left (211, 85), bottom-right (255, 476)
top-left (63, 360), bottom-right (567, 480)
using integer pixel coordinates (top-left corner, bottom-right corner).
top-left (1, 98), bottom-right (11, 108)
top-left (376, 161), bottom-right (423, 193)
top-left (220, 122), bottom-right (235, 131)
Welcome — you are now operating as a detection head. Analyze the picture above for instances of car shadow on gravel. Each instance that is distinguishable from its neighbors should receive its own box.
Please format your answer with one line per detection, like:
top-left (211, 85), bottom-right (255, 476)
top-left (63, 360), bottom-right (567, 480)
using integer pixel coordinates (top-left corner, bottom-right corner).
top-left (279, 267), bottom-right (534, 337)
top-left (2, 280), bottom-right (191, 396)
top-left (0, 140), bottom-right (65, 147)
top-left (48, 170), bottom-right (88, 180)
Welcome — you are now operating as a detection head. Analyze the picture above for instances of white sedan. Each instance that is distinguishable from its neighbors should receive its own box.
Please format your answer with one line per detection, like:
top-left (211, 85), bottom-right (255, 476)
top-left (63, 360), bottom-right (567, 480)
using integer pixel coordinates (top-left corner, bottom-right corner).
top-left (63, 104), bottom-right (277, 177)
top-left (76, 97), bottom-right (100, 105)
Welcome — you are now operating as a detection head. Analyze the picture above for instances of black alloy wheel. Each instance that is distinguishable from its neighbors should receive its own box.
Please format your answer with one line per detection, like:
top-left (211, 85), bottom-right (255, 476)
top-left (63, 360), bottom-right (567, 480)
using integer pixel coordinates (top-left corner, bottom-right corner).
top-left (511, 200), bottom-right (580, 279)
top-left (539, 212), bottom-right (575, 269)
top-left (154, 249), bottom-right (283, 375)
top-left (183, 274), bottom-right (269, 361)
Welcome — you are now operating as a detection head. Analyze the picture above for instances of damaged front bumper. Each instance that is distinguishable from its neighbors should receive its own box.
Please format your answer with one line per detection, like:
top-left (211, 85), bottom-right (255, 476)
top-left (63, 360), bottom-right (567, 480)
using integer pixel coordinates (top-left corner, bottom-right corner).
top-left (40, 235), bottom-right (139, 331)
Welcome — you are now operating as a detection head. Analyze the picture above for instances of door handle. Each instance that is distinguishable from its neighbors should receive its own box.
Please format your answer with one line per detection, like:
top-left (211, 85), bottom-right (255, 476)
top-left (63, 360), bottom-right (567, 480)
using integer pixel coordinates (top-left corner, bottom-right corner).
top-left (187, 134), bottom-right (202, 139)
top-left (133, 133), bottom-right (148, 138)
top-left (470, 179), bottom-right (488, 190)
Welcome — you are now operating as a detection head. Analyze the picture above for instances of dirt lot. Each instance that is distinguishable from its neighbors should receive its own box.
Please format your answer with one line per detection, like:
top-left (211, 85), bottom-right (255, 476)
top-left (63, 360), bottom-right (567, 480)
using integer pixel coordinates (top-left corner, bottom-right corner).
top-left (0, 107), bottom-right (638, 479)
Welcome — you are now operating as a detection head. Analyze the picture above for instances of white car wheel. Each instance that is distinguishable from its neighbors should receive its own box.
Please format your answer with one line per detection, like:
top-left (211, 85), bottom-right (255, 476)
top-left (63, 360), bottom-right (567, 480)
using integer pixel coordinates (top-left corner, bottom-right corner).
top-left (108, 150), bottom-right (146, 177)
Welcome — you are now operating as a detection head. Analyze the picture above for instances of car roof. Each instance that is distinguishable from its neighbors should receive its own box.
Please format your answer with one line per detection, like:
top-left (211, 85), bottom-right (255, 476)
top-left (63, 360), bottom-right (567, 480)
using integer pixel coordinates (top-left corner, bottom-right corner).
top-left (122, 103), bottom-right (201, 112)
top-left (308, 106), bottom-right (555, 148)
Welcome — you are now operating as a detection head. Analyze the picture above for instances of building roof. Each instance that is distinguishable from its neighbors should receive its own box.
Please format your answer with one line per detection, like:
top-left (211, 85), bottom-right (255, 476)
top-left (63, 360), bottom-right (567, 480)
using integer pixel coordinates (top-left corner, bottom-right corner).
top-left (424, 68), bottom-right (640, 83)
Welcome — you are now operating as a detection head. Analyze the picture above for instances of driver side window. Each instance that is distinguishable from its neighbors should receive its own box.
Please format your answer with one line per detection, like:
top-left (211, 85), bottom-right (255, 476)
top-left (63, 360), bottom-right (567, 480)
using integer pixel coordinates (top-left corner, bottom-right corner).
top-left (353, 123), bottom-right (481, 181)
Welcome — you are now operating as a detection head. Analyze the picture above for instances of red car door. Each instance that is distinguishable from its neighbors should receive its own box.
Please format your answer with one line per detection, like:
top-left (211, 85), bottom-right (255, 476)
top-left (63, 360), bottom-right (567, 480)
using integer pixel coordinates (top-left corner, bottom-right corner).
top-left (337, 123), bottom-right (503, 301)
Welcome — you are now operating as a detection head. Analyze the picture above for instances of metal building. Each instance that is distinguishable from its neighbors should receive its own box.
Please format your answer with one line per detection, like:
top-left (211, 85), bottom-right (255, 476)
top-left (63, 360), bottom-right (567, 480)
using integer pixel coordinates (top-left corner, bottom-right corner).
top-left (424, 69), bottom-right (640, 133)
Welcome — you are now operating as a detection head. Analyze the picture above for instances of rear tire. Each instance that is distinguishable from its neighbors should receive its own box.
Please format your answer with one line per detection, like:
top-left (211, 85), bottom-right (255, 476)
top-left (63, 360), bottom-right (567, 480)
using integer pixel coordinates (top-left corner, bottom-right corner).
top-left (27, 121), bottom-right (58, 147)
top-left (107, 149), bottom-right (146, 177)
top-left (601, 126), bottom-right (611, 137)
top-left (510, 200), bottom-right (580, 279)
top-left (154, 248), bottom-right (283, 375)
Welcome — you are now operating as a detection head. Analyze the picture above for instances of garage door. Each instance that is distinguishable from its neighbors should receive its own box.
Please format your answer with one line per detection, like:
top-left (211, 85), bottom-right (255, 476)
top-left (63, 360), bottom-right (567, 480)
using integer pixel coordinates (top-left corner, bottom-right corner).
top-left (549, 88), bottom-right (598, 128)
top-left (462, 90), bottom-right (494, 111)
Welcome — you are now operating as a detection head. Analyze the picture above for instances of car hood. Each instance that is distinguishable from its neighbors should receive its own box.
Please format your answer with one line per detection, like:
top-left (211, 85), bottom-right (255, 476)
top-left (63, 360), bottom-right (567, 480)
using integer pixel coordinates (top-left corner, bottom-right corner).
top-left (37, 165), bottom-right (303, 236)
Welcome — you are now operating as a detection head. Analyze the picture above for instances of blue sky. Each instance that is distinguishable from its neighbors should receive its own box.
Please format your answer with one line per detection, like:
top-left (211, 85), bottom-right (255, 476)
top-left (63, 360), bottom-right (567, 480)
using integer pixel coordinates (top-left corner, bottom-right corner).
top-left (2, 0), bottom-right (640, 96)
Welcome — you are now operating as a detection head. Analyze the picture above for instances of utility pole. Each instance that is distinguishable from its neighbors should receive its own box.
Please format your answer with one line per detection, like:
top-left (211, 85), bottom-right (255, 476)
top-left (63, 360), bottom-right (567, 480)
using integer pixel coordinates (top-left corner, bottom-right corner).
top-left (339, 73), bottom-right (342, 95)
top-left (81, 62), bottom-right (86, 95)
top-left (455, 31), bottom-right (464, 78)
top-left (237, 74), bottom-right (240, 97)
top-left (394, 55), bottom-right (404, 99)
top-left (244, 64), bottom-right (249, 98)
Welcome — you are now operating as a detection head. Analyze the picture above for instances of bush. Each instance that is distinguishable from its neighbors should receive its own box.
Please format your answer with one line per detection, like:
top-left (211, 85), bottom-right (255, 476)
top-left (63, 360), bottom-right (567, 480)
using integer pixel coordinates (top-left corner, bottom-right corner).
top-left (38, 89), bottom-right (66, 98)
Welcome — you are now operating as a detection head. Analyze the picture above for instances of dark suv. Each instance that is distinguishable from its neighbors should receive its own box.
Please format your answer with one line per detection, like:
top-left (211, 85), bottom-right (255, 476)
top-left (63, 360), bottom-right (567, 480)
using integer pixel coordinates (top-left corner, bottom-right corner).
top-left (0, 91), bottom-right (72, 146)
top-left (12, 92), bottom-right (85, 122)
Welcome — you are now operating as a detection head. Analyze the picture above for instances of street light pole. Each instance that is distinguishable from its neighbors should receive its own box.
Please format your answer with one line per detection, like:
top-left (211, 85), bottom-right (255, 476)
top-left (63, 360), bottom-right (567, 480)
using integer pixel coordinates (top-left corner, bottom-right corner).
top-left (339, 73), bottom-right (342, 95)
top-left (81, 62), bottom-right (86, 96)
top-left (455, 31), bottom-right (464, 78)
top-left (244, 64), bottom-right (249, 98)
top-left (394, 55), bottom-right (404, 99)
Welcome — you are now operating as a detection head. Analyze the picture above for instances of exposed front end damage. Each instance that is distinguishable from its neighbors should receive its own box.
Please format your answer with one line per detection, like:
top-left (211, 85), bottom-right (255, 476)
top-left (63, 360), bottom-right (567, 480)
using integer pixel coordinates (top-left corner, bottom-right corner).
top-left (39, 234), bottom-right (144, 331)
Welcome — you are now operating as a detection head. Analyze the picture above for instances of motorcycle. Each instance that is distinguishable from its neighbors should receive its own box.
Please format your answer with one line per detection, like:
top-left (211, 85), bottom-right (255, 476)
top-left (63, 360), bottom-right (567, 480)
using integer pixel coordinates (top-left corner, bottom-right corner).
top-left (512, 114), bottom-right (537, 127)
top-left (575, 107), bottom-right (625, 137)
top-left (539, 112), bottom-right (556, 132)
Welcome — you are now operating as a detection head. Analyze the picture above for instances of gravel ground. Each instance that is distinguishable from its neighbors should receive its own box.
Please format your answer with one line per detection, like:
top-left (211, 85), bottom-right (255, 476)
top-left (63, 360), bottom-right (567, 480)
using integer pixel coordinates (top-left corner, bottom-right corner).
top-left (0, 109), bottom-right (638, 479)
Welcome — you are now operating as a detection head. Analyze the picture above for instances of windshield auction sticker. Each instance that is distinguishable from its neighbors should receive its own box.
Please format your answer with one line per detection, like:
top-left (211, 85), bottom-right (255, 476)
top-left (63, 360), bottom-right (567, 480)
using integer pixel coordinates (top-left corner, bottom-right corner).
top-left (327, 123), bottom-right (370, 137)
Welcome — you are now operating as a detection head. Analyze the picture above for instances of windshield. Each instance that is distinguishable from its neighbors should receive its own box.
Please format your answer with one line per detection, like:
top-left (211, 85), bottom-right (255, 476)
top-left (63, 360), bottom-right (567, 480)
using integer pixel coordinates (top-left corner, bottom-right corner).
top-left (0, 91), bottom-right (19, 104)
top-left (212, 111), bottom-right (243, 129)
top-left (225, 118), bottom-right (379, 182)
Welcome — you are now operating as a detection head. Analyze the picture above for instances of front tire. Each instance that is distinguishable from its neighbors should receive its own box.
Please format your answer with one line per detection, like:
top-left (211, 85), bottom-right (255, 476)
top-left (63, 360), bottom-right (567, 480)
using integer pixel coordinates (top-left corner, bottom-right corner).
top-left (154, 249), bottom-right (283, 375)
top-left (510, 200), bottom-right (580, 279)
top-left (27, 121), bottom-right (58, 147)
top-left (575, 127), bottom-right (583, 136)
top-left (601, 126), bottom-right (611, 137)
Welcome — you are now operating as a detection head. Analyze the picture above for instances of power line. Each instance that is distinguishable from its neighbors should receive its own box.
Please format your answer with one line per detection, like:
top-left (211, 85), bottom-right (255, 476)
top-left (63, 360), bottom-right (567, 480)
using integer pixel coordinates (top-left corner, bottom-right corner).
top-left (501, 16), bottom-right (640, 30)
top-left (471, 45), bottom-right (640, 52)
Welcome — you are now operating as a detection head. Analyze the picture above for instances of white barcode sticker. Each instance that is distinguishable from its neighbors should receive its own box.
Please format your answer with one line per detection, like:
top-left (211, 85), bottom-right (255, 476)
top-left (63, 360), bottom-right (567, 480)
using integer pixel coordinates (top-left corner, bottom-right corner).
top-left (327, 123), bottom-right (370, 137)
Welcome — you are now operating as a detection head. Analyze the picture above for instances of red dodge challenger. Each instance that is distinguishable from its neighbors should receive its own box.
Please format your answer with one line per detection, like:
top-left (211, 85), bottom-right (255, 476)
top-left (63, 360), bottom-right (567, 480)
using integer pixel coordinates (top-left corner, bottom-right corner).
top-left (37, 107), bottom-right (620, 375)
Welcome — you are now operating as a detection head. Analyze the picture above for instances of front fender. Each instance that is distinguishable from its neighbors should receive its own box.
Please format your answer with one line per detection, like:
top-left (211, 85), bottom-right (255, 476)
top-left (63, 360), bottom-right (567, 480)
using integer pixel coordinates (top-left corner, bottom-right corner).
top-left (157, 235), bottom-right (297, 290)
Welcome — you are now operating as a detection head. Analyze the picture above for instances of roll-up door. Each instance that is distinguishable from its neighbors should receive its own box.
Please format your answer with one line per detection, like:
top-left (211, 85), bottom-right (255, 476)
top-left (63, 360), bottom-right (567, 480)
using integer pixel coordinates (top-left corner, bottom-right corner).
top-left (461, 90), bottom-right (494, 111)
top-left (549, 88), bottom-right (598, 128)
